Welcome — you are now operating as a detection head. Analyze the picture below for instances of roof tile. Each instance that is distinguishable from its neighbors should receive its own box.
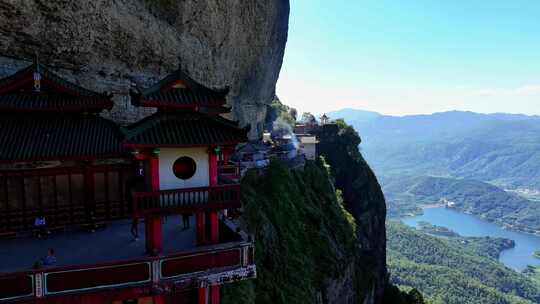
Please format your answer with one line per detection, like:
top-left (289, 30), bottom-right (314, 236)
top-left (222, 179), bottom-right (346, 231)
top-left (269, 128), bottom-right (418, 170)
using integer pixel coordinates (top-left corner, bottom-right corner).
top-left (124, 112), bottom-right (248, 147)
top-left (0, 114), bottom-right (124, 161)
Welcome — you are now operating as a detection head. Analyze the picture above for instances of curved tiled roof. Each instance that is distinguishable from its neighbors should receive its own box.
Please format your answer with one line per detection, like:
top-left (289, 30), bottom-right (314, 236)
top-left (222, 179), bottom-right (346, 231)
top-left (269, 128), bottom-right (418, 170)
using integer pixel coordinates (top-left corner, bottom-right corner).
top-left (0, 114), bottom-right (124, 161)
top-left (131, 68), bottom-right (227, 110)
top-left (124, 112), bottom-right (248, 148)
top-left (0, 94), bottom-right (112, 112)
top-left (134, 89), bottom-right (225, 109)
top-left (0, 63), bottom-right (112, 111)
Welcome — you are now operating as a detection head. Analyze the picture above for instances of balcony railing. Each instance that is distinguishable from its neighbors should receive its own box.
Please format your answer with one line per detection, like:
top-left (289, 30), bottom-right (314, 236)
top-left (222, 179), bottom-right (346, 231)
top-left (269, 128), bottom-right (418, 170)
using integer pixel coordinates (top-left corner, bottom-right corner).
top-left (0, 241), bottom-right (255, 303)
top-left (132, 184), bottom-right (241, 216)
top-left (218, 164), bottom-right (240, 179)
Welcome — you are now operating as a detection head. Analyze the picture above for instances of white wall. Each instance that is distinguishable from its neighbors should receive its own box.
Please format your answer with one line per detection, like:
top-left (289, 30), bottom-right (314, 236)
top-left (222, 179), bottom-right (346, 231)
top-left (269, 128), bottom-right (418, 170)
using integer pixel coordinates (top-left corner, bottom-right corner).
top-left (159, 148), bottom-right (209, 190)
top-left (301, 143), bottom-right (317, 160)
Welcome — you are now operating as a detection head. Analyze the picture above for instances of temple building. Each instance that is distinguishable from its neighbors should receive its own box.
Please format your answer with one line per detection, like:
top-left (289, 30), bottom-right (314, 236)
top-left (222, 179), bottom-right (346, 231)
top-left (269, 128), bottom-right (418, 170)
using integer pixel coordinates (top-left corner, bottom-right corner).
top-left (0, 62), bottom-right (255, 304)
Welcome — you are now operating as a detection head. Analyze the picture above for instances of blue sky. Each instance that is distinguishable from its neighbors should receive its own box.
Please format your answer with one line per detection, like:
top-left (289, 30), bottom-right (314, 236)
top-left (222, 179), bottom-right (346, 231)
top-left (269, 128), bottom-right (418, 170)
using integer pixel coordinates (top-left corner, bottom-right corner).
top-left (276, 0), bottom-right (540, 116)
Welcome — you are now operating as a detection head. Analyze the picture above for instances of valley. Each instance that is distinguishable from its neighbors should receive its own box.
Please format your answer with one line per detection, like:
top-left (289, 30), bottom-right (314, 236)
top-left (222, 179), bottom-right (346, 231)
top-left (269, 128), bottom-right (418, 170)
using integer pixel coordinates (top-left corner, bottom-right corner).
top-left (329, 109), bottom-right (540, 303)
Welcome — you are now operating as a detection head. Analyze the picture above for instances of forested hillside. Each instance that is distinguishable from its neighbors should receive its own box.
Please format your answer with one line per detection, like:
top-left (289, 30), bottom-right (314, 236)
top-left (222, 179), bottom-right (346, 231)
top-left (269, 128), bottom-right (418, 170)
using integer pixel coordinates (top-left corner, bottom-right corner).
top-left (387, 221), bottom-right (540, 304)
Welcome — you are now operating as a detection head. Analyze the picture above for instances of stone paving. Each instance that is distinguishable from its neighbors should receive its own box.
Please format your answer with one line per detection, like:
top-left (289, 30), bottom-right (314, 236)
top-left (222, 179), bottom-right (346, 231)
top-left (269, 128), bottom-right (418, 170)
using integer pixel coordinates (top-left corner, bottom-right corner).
top-left (0, 216), bottom-right (196, 273)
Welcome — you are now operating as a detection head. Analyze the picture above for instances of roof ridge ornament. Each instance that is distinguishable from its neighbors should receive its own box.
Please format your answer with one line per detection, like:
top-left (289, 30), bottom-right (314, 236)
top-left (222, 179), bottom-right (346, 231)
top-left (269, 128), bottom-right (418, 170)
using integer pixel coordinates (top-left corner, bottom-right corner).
top-left (33, 52), bottom-right (41, 93)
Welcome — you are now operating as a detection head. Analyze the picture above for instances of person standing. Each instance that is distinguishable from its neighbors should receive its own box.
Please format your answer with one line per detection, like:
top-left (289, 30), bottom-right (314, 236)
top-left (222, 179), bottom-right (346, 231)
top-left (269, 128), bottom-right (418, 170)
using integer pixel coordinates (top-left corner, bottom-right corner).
top-left (34, 215), bottom-right (48, 238)
top-left (42, 248), bottom-right (57, 266)
top-left (131, 217), bottom-right (139, 241)
top-left (182, 213), bottom-right (191, 230)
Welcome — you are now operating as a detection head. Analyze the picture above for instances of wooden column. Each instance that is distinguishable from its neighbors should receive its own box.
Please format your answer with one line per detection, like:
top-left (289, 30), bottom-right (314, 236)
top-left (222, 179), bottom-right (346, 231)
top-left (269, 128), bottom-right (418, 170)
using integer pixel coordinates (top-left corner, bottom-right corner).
top-left (207, 149), bottom-right (219, 244)
top-left (221, 146), bottom-right (234, 164)
top-left (210, 285), bottom-right (220, 304)
top-left (196, 212), bottom-right (206, 245)
top-left (145, 215), bottom-right (162, 255)
top-left (209, 211), bottom-right (219, 244)
top-left (153, 295), bottom-right (166, 304)
top-left (198, 287), bottom-right (208, 304)
top-left (209, 149), bottom-right (218, 186)
top-left (149, 156), bottom-right (160, 192)
top-left (145, 154), bottom-right (162, 255)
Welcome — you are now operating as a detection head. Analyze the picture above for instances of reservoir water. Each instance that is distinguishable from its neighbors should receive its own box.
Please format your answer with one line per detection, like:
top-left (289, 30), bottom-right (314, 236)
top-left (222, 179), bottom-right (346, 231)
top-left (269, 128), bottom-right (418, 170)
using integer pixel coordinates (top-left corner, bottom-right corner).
top-left (401, 207), bottom-right (540, 272)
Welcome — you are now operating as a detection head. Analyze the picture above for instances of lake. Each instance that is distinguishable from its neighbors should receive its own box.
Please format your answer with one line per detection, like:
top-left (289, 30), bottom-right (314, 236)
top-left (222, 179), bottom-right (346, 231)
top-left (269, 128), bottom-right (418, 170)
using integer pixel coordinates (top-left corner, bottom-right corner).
top-left (401, 207), bottom-right (540, 272)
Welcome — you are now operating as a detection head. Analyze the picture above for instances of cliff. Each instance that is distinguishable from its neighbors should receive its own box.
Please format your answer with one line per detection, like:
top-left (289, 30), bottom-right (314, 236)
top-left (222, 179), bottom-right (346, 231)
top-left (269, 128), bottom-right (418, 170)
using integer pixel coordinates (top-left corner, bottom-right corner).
top-left (0, 0), bottom-right (289, 139)
top-left (313, 121), bottom-right (389, 303)
top-left (221, 119), bottom-right (394, 304)
top-left (222, 160), bottom-right (358, 304)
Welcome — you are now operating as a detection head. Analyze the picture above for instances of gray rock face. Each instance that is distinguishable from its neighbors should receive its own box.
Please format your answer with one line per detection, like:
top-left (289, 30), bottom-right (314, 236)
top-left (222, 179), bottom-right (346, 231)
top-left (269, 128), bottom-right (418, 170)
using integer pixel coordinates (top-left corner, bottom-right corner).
top-left (0, 0), bottom-right (289, 139)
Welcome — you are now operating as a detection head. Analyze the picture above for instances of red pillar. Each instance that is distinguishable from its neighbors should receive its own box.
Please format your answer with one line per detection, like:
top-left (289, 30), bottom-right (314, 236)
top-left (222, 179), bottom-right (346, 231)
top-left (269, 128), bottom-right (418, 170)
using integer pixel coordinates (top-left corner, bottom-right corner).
top-left (145, 215), bottom-right (162, 255)
top-left (210, 285), bottom-right (220, 304)
top-left (209, 150), bottom-right (218, 186)
top-left (196, 212), bottom-right (206, 245)
top-left (221, 146), bottom-right (234, 164)
top-left (154, 295), bottom-right (166, 304)
top-left (145, 155), bottom-right (162, 255)
top-left (207, 149), bottom-right (219, 244)
top-left (149, 156), bottom-right (160, 192)
top-left (209, 211), bottom-right (219, 244)
top-left (198, 287), bottom-right (208, 304)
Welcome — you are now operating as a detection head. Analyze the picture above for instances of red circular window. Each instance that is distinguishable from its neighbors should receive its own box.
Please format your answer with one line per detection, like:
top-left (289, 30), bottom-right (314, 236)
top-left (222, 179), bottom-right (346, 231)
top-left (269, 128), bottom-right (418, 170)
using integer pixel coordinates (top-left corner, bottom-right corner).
top-left (173, 156), bottom-right (197, 180)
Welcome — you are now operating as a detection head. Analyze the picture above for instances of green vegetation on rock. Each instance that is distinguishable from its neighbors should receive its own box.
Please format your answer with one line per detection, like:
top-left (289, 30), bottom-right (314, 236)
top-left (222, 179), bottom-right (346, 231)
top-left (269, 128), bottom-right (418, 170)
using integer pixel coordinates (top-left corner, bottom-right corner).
top-left (222, 160), bottom-right (357, 303)
top-left (524, 266), bottom-right (540, 284)
top-left (264, 97), bottom-right (297, 129)
top-left (387, 221), bottom-right (540, 304)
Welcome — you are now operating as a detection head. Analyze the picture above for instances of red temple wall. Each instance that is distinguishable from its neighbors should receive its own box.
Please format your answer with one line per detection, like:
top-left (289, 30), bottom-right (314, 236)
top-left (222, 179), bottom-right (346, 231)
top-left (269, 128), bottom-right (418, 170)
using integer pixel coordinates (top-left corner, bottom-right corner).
top-left (0, 163), bottom-right (133, 233)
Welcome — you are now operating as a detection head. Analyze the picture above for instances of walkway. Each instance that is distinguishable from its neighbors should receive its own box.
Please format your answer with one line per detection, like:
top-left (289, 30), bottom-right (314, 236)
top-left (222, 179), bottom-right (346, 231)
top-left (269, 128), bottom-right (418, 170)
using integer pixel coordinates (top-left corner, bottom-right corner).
top-left (0, 216), bottom-right (196, 273)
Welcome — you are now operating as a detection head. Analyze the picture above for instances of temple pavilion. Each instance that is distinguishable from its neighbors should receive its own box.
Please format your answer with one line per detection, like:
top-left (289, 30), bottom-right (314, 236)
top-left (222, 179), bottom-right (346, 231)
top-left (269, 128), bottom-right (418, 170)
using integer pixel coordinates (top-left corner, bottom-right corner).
top-left (0, 61), bottom-right (254, 304)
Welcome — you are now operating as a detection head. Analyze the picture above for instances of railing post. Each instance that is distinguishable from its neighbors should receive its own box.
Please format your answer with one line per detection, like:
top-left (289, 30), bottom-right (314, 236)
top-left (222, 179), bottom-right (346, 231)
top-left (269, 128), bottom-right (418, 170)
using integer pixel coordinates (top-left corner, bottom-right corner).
top-left (35, 273), bottom-right (43, 298)
top-left (152, 260), bottom-right (160, 283)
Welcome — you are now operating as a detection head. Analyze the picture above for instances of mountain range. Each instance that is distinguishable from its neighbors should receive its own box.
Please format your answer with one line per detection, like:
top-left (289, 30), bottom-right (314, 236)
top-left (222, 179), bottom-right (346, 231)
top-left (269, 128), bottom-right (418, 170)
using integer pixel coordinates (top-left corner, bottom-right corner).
top-left (327, 109), bottom-right (540, 191)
